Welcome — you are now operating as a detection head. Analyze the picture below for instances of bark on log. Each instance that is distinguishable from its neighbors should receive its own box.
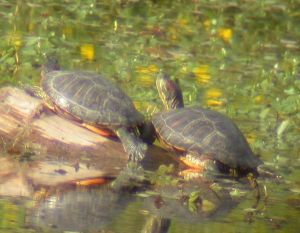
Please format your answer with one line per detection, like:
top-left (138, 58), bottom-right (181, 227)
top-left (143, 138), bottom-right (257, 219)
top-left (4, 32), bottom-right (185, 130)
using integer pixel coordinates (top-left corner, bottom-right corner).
top-left (0, 87), bottom-right (176, 196)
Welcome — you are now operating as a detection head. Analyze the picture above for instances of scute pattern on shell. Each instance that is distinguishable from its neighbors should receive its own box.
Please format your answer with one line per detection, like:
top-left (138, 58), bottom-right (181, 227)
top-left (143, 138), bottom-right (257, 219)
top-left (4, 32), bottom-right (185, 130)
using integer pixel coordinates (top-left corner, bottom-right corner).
top-left (152, 107), bottom-right (262, 169)
top-left (42, 71), bottom-right (143, 127)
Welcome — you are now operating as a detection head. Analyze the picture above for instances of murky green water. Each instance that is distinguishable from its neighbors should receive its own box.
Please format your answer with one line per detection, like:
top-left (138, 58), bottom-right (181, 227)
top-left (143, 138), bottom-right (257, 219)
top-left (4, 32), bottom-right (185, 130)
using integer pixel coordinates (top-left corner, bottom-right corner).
top-left (0, 0), bottom-right (299, 232)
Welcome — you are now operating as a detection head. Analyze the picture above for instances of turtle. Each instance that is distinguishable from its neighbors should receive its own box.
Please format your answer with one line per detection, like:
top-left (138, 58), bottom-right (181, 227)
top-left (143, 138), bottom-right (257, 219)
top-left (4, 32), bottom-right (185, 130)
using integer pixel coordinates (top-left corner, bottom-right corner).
top-left (152, 74), bottom-right (263, 178)
top-left (32, 57), bottom-right (150, 164)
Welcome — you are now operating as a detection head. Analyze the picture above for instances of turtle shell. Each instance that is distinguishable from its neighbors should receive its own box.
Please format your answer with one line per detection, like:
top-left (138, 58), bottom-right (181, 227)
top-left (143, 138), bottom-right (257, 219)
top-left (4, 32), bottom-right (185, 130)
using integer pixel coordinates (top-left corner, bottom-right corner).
top-left (42, 70), bottom-right (143, 128)
top-left (152, 107), bottom-right (262, 169)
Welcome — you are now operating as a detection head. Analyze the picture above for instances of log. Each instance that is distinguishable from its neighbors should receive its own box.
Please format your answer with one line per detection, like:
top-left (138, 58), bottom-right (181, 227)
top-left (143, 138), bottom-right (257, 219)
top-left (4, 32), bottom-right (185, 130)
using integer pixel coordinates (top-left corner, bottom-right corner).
top-left (0, 87), bottom-right (129, 162)
top-left (0, 87), bottom-right (176, 196)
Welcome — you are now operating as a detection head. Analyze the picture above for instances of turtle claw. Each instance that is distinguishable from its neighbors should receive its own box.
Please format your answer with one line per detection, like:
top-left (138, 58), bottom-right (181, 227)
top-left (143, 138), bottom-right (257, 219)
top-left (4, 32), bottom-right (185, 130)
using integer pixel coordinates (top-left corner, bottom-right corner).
top-left (128, 143), bottom-right (148, 164)
top-left (116, 128), bottom-right (148, 164)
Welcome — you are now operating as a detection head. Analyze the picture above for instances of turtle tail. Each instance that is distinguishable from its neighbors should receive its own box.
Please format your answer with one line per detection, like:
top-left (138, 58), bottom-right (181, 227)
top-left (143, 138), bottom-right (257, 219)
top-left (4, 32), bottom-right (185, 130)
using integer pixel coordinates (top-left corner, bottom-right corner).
top-left (116, 127), bottom-right (148, 164)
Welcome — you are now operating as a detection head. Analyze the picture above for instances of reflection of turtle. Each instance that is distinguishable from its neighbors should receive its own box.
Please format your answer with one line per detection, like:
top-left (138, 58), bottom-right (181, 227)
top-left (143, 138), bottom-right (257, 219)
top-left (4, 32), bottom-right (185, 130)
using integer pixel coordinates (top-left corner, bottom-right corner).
top-left (36, 57), bottom-right (148, 163)
top-left (26, 187), bottom-right (131, 232)
top-left (152, 74), bottom-right (262, 177)
top-left (143, 183), bottom-right (235, 223)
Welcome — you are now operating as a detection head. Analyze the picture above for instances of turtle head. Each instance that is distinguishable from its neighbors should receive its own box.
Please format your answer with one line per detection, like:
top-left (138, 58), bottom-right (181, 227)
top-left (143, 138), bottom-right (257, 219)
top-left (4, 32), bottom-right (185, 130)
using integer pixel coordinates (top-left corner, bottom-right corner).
top-left (42, 56), bottom-right (60, 74)
top-left (156, 73), bottom-right (184, 110)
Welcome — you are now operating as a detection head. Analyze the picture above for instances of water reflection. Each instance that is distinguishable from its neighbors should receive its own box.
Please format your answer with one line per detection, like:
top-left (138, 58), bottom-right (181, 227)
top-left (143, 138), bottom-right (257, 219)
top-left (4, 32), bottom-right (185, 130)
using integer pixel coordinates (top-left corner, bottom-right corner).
top-left (142, 183), bottom-right (236, 222)
top-left (26, 186), bottom-right (132, 232)
top-left (25, 180), bottom-right (237, 233)
top-left (0, 0), bottom-right (300, 232)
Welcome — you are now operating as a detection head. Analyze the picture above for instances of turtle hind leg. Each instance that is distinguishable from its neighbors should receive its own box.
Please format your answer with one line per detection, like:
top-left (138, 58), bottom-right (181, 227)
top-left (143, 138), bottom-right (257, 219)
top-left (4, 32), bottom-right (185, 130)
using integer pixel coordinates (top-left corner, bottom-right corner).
top-left (179, 154), bottom-right (221, 180)
top-left (181, 154), bottom-right (221, 171)
top-left (115, 127), bottom-right (148, 164)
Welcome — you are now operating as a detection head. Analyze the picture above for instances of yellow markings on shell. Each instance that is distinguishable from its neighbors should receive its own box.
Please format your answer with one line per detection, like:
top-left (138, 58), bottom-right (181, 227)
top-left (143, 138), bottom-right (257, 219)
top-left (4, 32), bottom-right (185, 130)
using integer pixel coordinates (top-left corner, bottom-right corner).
top-left (218, 28), bottom-right (233, 42)
top-left (80, 43), bottom-right (95, 61)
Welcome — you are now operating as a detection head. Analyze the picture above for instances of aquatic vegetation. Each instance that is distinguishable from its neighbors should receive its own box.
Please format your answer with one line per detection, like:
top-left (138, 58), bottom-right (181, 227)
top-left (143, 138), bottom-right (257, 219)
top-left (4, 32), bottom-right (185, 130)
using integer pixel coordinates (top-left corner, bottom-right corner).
top-left (0, 0), bottom-right (299, 232)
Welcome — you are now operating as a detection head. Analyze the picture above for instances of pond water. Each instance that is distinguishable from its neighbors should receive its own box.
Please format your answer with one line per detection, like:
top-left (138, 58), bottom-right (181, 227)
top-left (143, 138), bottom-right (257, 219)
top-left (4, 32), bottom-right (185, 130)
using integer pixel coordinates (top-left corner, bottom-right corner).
top-left (0, 0), bottom-right (299, 232)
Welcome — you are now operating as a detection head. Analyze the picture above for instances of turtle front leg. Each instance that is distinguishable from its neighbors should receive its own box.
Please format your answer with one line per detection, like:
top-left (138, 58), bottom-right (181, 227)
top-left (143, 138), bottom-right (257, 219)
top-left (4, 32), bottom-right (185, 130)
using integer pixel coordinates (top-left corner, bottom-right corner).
top-left (115, 127), bottom-right (148, 164)
top-left (111, 128), bottom-right (148, 191)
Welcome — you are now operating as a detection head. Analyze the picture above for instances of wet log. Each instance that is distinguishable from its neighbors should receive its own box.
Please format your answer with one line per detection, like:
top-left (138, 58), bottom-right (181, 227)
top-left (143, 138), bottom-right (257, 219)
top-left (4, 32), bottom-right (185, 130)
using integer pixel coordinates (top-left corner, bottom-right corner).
top-left (0, 87), bottom-right (176, 196)
top-left (0, 86), bottom-right (130, 162)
